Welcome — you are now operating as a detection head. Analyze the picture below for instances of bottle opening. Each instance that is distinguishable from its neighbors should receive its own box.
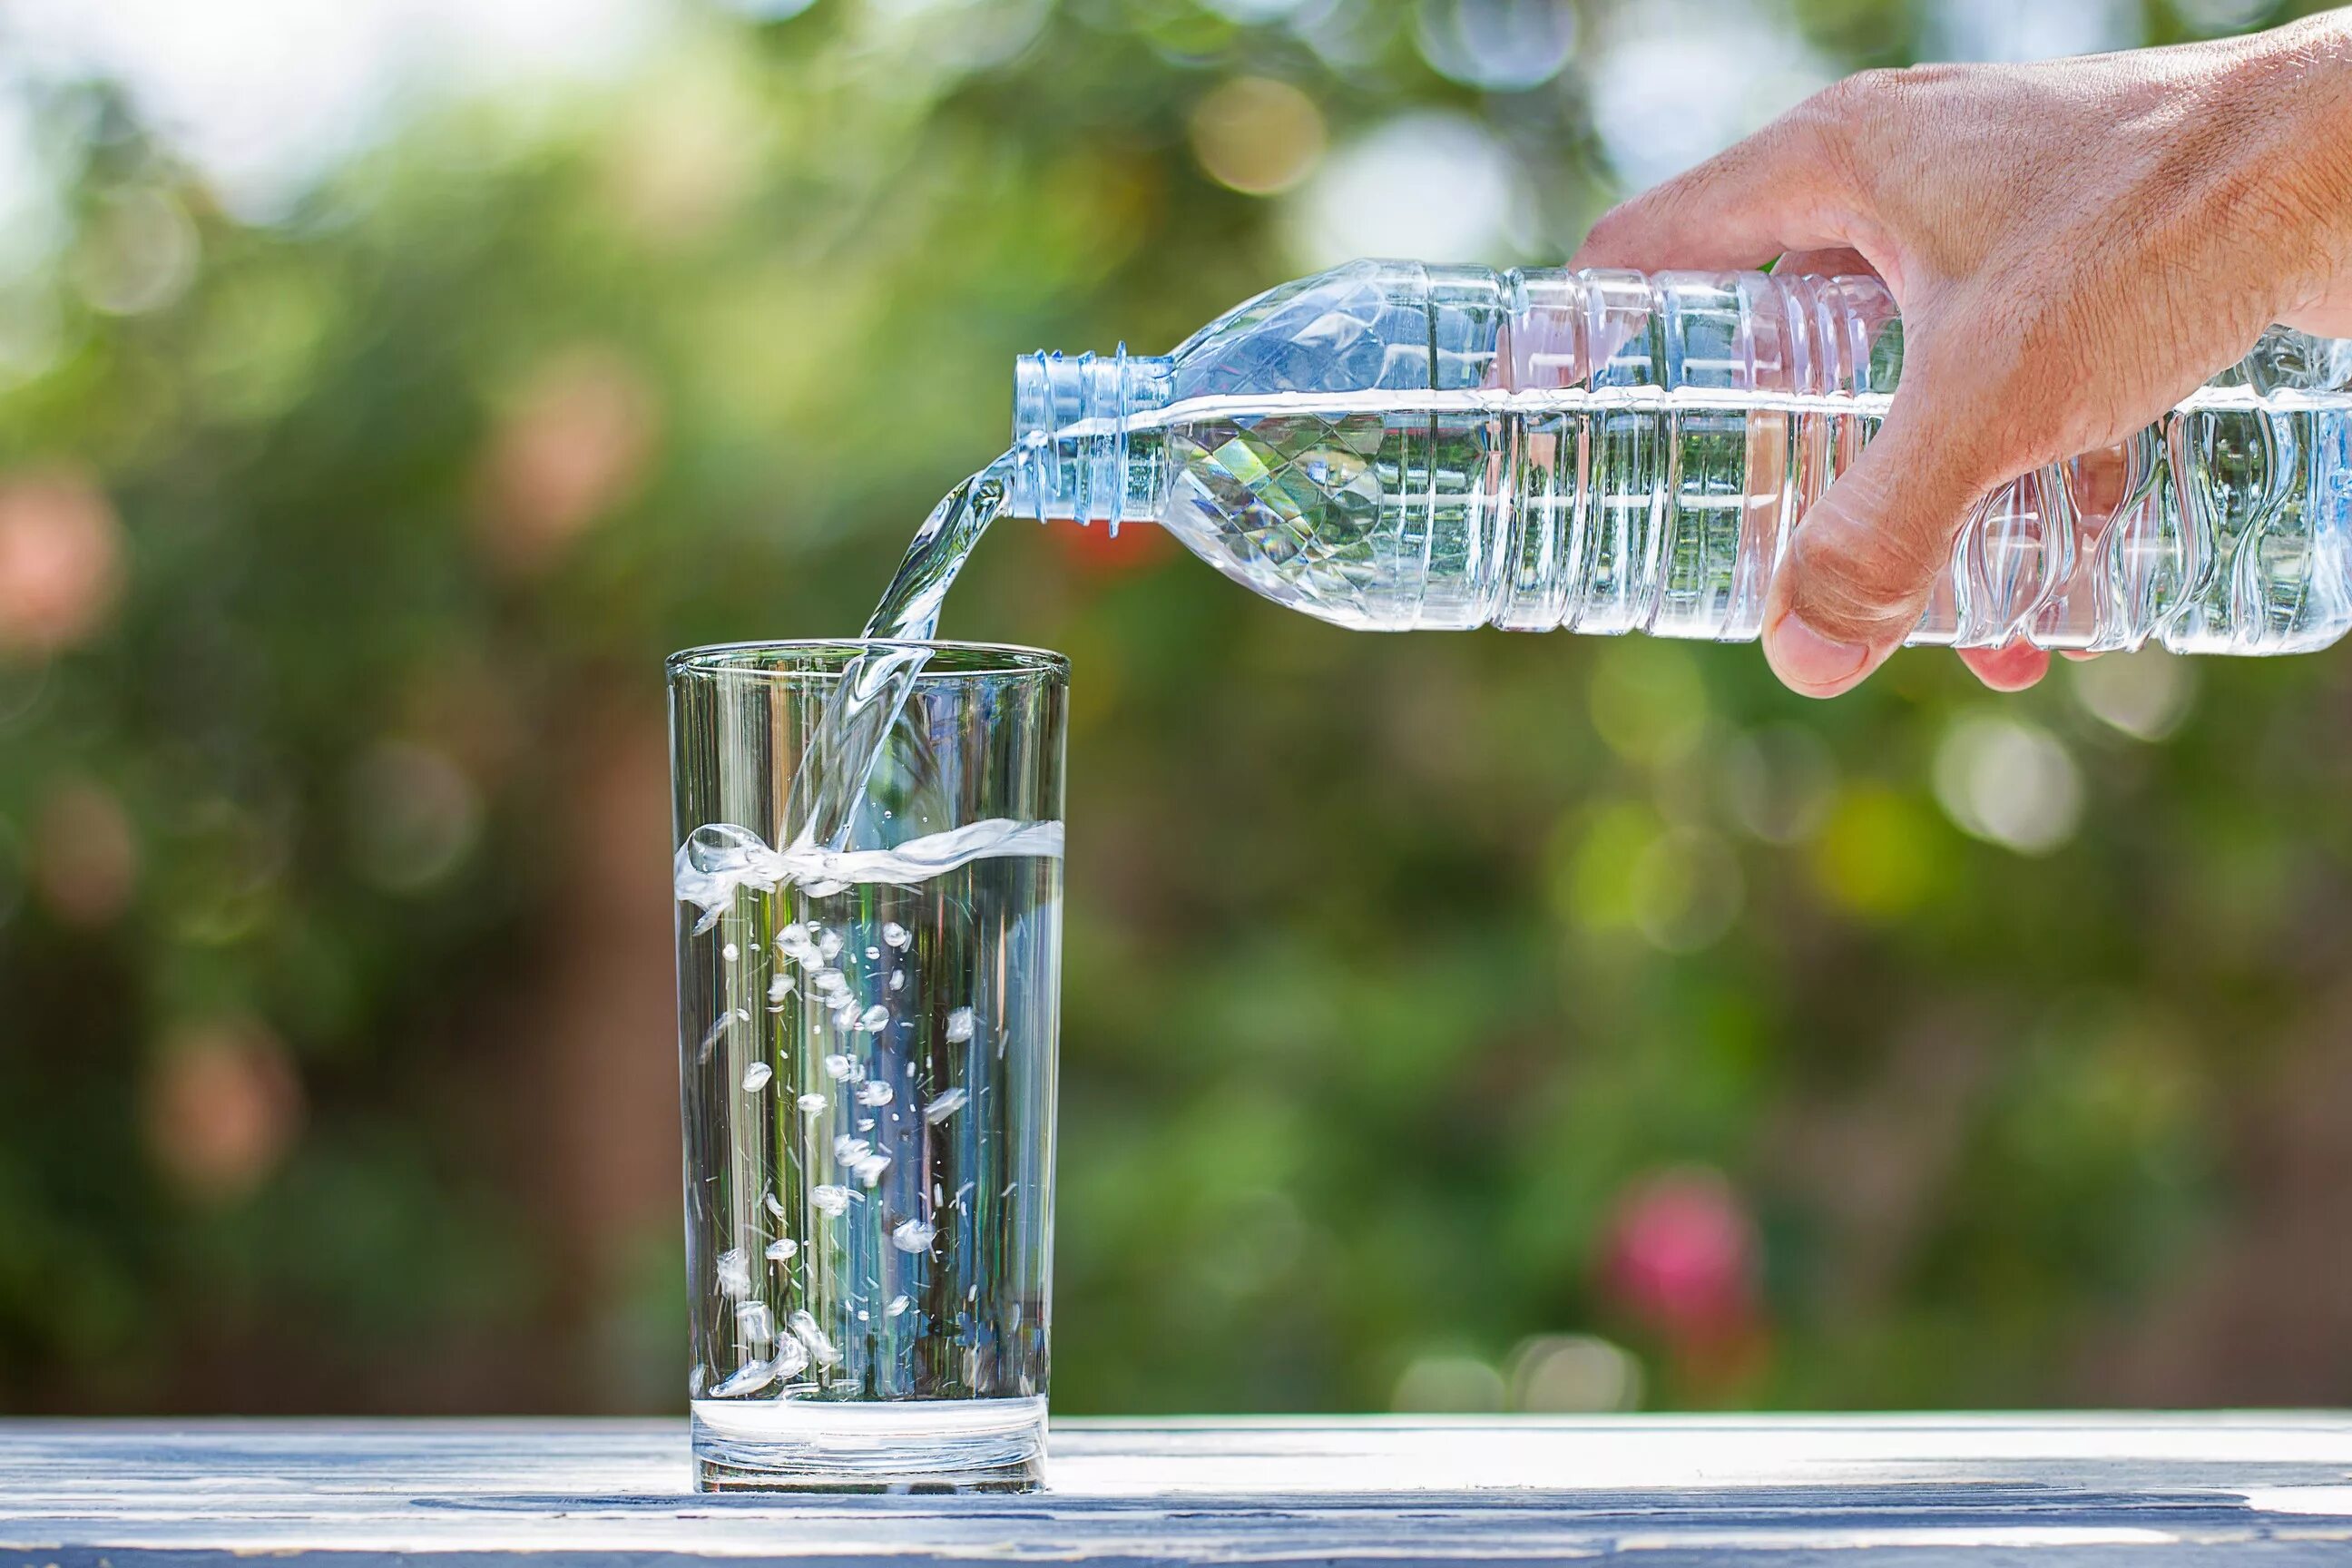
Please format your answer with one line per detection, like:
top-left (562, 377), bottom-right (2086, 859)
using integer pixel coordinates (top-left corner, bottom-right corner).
top-left (1011, 347), bottom-right (1172, 528)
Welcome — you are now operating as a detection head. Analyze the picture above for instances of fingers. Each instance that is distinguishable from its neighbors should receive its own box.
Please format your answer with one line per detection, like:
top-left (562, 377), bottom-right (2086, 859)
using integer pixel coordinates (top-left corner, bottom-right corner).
top-left (1762, 402), bottom-right (1993, 698)
top-left (1957, 643), bottom-right (2052, 691)
top-left (1572, 89), bottom-right (1867, 274)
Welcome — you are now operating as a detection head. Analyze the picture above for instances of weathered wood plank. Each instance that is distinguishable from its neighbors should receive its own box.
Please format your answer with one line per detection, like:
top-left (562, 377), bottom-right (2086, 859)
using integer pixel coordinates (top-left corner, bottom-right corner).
top-left (3, 1416), bottom-right (2349, 1565)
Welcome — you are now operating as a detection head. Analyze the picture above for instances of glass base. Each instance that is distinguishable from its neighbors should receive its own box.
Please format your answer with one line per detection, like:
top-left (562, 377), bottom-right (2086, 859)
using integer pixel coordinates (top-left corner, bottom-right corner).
top-left (691, 1396), bottom-right (1047, 1492)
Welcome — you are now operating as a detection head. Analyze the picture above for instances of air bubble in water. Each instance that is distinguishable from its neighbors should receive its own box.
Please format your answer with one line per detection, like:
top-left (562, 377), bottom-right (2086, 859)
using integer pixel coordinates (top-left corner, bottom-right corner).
top-left (859, 1004), bottom-right (890, 1033)
top-left (762, 1190), bottom-right (786, 1219)
top-left (923, 1087), bottom-right (966, 1123)
top-left (834, 1134), bottom-right (872, 1164)
top-left (709, 1357), bottom-right (778, 1397)
top-left (788, 1308), bottom-right (840, 1365)
top-left (857, 1080), bottom-right (894, 1107)
top-left (890, 1219), bottom-right (936, 1253)
top-left (741, 1062), bottom-right (773, 1093)
top-left (889, 970), bottom-right (906, 992)
top-left (852, 1151), bottom-right (893, 1185)
top-left (809, 1185), bottom-right (855, 1216)
top-left (766, 1237), bottom-right (799, 1263)
top-left (769, 1337), bottom-right (808, 1380)
top-left (715, 1248), bottom-right (752, 1298)
top-left (822, 1054), bottom-right (859, 1081)
top-left (768, 974), bottom-right (795, 1003)
top-left (817, 929), bottom-right (844, 962)
top-left (735, 1300), bottom-right (775, 1347)
top-left (945, 1006), bottom-right (975, 1044)
top-left (813, 969), bottom-right (848, 997)
top-left (887, 1295), bottom-right (910, 1318)
top-left (866, 946), bottom-right (881, 961)
top-left (883, 922), bottom-right (911, 949)
top-left (797, 1091), bottom-right (827, 1116)
top-left (721, 942), bottom-right (740, 963)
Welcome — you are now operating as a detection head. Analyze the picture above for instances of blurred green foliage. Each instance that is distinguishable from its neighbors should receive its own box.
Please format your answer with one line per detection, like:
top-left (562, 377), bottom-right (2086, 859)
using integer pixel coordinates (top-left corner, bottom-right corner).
top-left (5, 0), bottom-right (2352, 1416)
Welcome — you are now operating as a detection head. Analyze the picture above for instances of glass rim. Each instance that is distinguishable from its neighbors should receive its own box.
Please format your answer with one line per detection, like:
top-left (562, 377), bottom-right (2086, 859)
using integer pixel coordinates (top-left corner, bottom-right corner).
top-left (667, 638), bottom-right (1067, 683)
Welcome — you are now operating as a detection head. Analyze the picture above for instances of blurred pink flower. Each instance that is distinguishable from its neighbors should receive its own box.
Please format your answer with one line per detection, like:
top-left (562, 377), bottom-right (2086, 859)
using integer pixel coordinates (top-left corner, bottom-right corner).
top-left (1599, 1165), bottom-right (1759, 1346)
top-left (143, 1018), bottom-right (305, 1205)
top-left (0, 468), bottom-right (124, 655)
top-left (474, 347), bottom-right (661, 575)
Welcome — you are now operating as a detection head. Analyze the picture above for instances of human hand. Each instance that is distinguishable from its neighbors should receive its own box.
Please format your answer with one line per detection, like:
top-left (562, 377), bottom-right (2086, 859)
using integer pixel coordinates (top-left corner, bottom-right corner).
top-left (1571, 12), bottom-right (2352, 696)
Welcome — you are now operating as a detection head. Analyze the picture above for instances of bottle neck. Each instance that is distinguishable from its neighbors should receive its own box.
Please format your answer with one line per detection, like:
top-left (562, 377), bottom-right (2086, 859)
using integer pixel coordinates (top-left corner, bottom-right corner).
top-left (1010, 348), bottom-right (1174, 527)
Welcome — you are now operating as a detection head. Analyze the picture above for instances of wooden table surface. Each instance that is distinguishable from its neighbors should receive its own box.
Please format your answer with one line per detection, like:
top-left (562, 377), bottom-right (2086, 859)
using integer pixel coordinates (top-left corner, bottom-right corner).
top-left (5, 1415), bottom-right (2352, 1565)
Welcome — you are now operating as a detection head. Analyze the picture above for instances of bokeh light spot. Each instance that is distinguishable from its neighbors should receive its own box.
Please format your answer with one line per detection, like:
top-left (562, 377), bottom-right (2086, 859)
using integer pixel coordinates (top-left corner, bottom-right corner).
top-left (144, 1017), bottom-right (305, 1206)
top-left (1284, 112), bottom-right (1521, 268)
top-left (1507, 1332), bottom-right (1643, 1412)
top-left (0, 467), bottom-right (124, 656)
top-left (475, 346), bottom-right (661, 576)
top-left (1583, 8), bottom-right (1833, 191)
top-left (1200, 0), bottom-right (1310, 20)
top-left (1932, 714), bottom-right (2083, 855)
top-left (1413, 0), bottom-right (1577, 92)
top-left (69, 187), bottom-right (199, 316)
top-left (346, 740), bottom-right (483, 893)
top-left (1810, 784), bottom-right (1939, 916)
top-left (2070, 649), bottom-right (2194, 740)
top-left (603, 55), bottom-right (768, 243)
top-left (1189, 76), bottom-right (1327, 198)
top-left (1559, 799), bottom-right (1657, 934)
top-left (1923, 0), bottom-right (2141, 63)
top-left (1392, 1350), bottom-right (1507, 1412)
top-left (1598, 1165), bottom-right (1758, 1346)
top-left (32, 779), bottom-right (138, 928)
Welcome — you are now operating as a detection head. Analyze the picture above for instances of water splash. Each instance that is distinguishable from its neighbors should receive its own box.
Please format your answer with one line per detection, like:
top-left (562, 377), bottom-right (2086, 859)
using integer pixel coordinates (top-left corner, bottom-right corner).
top-left (675, 817), bottom-right (1064, 916)
top-left (781, 461), bottom-right (1014, 855)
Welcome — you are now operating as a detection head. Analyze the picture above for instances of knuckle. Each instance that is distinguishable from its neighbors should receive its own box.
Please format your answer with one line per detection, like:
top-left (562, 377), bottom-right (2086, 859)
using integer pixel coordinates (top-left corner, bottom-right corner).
top-left (1791, 72), bottom-right (1900, 196)
top-left (1826, 68), bottom-right (1901, 112)
top-left (1582, 202), bottom-right (1639, 248)
top-left (1811, 67), bottom-right (1912, 134)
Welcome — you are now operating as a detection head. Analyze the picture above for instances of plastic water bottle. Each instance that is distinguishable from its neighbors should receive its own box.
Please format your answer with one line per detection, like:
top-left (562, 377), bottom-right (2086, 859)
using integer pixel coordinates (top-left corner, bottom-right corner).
top-left (1010, 260), bottom-right (2352, 653)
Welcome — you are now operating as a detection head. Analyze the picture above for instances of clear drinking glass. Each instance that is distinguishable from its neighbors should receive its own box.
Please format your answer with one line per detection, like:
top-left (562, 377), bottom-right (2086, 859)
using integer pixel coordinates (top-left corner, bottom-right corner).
top-left (669, 640), bottom-right (1066, 1492)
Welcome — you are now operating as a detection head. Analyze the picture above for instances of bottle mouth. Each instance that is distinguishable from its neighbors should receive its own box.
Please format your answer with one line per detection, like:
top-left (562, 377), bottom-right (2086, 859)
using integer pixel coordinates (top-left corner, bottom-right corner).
top-left (1011, 347), bottom-right (1171, 528)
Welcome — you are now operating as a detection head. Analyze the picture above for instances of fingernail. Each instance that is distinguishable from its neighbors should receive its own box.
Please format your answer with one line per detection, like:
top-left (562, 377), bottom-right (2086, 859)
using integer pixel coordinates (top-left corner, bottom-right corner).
top-left (1764, 613), bottom-right (1870, 695)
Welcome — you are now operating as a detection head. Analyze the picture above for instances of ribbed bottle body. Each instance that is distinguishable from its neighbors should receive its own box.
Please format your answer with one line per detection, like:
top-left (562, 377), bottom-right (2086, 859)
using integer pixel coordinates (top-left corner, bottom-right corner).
top-left (1011, 260), bottom-right (2352, 652)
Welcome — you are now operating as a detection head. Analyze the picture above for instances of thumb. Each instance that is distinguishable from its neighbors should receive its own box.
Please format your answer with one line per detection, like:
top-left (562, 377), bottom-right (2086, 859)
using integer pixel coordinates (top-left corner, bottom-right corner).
top-left (1762, 399), bottom-right (1989, 698)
